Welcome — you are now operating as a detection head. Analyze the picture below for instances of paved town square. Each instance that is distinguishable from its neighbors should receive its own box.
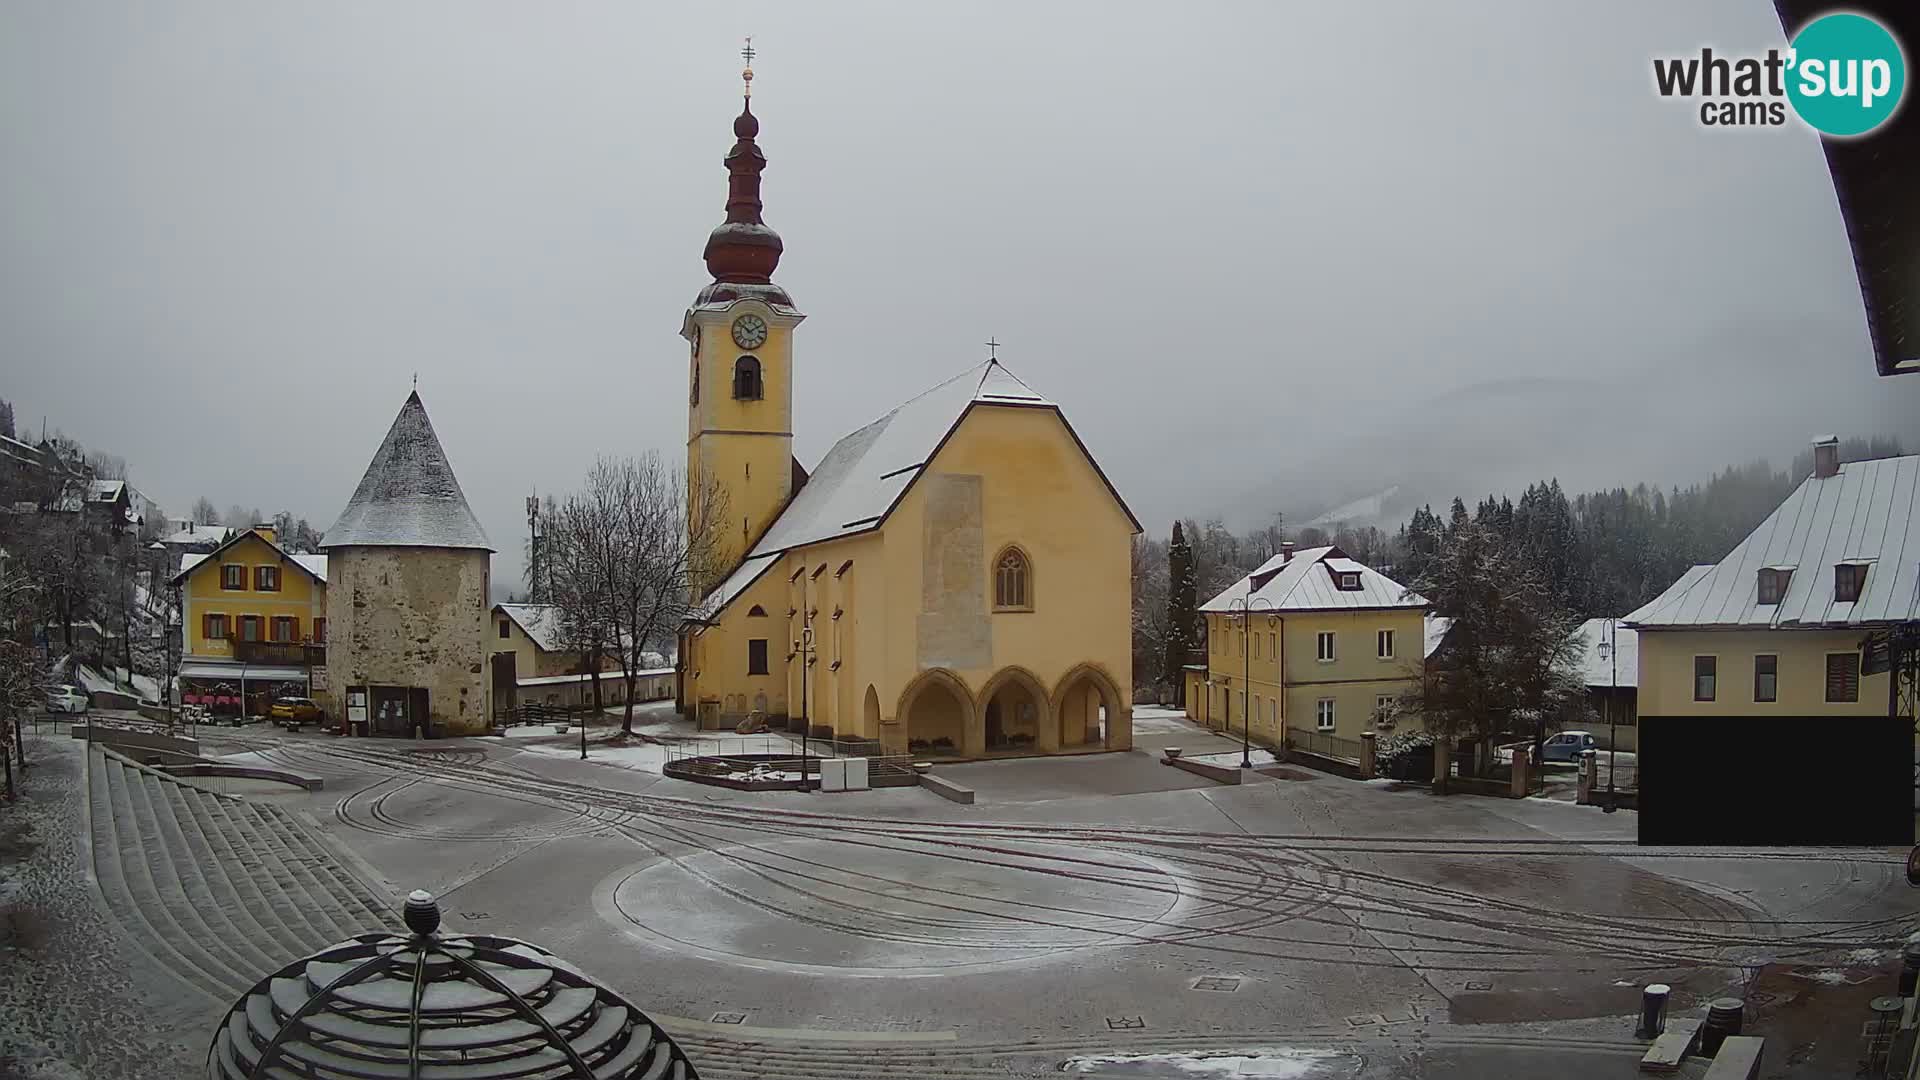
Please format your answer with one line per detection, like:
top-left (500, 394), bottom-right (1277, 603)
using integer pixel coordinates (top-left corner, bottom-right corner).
top-left (4, 706), bottom-right (1908, 1078)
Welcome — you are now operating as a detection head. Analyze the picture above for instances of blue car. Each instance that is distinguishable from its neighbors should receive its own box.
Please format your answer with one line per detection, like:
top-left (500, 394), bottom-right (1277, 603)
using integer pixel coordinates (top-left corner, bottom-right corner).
top-left (1540, 730), bottom-right (1598, 763)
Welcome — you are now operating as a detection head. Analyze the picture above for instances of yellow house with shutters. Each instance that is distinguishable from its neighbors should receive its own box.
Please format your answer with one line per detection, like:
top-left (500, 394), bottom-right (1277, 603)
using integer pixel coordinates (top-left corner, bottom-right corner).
top-left (1626, 440), bottom-right (1918, 728)
top-left (172, 524), bottom-right (329, 716)
top-left (675, 82), bottom-right (1139, 758)
top-left (1186, 545), bottom-right (1429, 756)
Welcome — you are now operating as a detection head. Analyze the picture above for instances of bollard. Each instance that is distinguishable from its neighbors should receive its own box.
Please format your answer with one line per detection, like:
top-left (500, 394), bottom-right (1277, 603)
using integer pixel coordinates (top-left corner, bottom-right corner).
top-left (1901, 942), bottom-right (1920, 997)
top-left (1636, 983), bottom-right (1670, 1038)
top-left (1700, 997), bottom-right (1744, 1056)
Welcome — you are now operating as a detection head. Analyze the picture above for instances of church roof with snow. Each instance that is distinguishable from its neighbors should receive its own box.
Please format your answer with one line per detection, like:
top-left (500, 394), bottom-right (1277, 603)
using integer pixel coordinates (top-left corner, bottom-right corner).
top-left (695, 359), bottom-right (1137, 619)
top-left (322, 392), bottom-right (493, 552)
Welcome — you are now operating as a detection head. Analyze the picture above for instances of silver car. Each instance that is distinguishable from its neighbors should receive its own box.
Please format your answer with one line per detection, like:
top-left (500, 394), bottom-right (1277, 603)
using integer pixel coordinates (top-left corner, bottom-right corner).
top-left (44, 684), bottom-right (88, 714)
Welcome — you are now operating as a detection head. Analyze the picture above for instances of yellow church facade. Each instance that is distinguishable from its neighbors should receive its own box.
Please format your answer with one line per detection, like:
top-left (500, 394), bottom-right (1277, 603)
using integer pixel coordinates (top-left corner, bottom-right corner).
top-left (676, 77), bottom-right (1137, 758)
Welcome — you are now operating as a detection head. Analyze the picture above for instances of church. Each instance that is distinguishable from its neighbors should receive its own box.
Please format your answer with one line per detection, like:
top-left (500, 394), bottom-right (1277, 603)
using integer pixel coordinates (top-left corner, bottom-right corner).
top-left (676, 59), bottom-right (1139, 758)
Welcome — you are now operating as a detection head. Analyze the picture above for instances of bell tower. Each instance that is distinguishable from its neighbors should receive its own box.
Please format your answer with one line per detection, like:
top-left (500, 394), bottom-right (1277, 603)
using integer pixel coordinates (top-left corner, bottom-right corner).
top-left (684, 39), bottom-right (804, 579)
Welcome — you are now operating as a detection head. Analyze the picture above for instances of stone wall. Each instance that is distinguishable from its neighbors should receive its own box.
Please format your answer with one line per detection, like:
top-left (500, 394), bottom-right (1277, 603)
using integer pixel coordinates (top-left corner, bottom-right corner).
top-left (325, 546), bottom-right (490, 735)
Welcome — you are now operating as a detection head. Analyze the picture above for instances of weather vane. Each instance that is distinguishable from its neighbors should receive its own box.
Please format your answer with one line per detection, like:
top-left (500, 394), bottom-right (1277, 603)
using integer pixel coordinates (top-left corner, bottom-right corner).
top-left (741, 36), bottom-right (755, 98)
top-left (411, 371), bottom-right (418, 389)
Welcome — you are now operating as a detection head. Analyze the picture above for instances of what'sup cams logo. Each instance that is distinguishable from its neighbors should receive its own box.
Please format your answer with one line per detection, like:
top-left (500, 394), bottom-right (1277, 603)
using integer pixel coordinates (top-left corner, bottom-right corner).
top-left (1654, 11), bottom-right (1906, 136)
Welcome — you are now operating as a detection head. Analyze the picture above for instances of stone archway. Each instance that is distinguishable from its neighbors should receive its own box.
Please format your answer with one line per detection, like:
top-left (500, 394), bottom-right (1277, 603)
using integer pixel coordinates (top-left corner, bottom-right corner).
top-left (898, 669), bottom-right (973, 758)
top-left (1053, 663), bottom-right (1127, 751)
top-left (978, 667), bottom-right (1050, 755)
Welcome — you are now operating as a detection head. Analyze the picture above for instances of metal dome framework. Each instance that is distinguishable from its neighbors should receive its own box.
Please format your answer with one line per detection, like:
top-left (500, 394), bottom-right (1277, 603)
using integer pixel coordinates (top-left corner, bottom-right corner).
top-left (208, 892), bottom-right (699, 1079)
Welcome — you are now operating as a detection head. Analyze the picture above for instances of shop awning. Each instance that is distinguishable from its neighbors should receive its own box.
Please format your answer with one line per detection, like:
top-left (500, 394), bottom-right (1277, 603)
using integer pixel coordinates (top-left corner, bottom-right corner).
top-left (178, 662), bottom-right (311, 681)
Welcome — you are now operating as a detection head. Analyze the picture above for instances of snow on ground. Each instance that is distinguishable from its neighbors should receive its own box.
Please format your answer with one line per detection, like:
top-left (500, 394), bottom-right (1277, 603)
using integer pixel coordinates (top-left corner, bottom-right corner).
top-left (1187, 748), bottom-right (1282, 768)
top-left (516, 729), bottom-right (814, 775)
top-left (1060, 1047), bottom-right (1356, 1076)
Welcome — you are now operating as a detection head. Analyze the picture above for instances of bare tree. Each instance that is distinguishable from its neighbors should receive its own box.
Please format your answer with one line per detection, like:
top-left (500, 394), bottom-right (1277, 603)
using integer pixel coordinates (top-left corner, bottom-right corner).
top-left (86, 451), bottom-right (127, 480)
top-left (190, 496), bottom-right (220, 525)
top-left (18, 512), bottom-right (104, 655)
top-left (0, 556), bottom-right (48, 797)
top-left (548, 454), bottom-right (728, 735)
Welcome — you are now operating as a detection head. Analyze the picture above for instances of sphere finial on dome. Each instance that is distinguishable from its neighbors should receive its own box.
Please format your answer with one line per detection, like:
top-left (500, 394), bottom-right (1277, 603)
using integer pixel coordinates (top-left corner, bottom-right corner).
top-left (402, 889), bottom-right (441, 937)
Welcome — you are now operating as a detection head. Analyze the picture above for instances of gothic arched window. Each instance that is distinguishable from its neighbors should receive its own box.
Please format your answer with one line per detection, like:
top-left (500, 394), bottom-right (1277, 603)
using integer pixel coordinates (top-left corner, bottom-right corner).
top-left (733, 356), bottom-right (763, 400)
top-left (993, 546), bottom-right (1032, 611)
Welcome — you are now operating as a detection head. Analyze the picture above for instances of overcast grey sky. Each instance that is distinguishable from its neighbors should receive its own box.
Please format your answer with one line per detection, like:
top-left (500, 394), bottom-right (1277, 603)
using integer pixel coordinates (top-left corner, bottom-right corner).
top-left (4, 2), bottom-right (1914, 588)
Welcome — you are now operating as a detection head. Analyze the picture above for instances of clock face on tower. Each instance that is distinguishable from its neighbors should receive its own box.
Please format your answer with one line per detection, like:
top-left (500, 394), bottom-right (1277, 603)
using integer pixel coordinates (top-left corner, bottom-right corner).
top-left (731, 314), bottom-right (768, 350)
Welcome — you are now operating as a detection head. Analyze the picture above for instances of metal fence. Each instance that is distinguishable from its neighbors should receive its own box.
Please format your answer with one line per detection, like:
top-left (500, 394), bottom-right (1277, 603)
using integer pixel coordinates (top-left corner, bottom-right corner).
top-left (1285, 727), bottom-right (1363, 764)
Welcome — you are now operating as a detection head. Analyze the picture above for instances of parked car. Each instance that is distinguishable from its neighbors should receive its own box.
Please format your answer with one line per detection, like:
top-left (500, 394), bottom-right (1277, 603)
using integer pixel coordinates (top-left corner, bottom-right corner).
top-left (270, 697), bottom-right (324, 729)
top-left (1541, 729), bottom-right (1599, 763)
top-left (43, 684), bottom-right (88, 714)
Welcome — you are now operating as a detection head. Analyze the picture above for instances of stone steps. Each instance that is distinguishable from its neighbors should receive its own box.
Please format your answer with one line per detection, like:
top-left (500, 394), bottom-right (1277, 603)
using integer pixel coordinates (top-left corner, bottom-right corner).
top-left (85, 749), bottom-right (395, 1003)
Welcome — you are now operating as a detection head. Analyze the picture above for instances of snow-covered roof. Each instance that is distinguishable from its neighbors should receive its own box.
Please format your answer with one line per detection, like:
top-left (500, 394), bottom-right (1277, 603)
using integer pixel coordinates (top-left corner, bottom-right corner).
top-left (1572, 618), bottom-right (1637, 689)
top-left (322, 391), bottom-right (493, 551)
top-left (161, 523), bottom-right (230, 548)
top-left (693, 553), bottom-right (780, 622)
top-left (748, 360), bottom-right (1053, 556)
top-left (497, 603), bottom-right (568, 652)
top-left (1624, 454), bottom-right (1920, 628)
top-left (172, 531), bottom-right (327, 585)
top-left (1201, 546), bottom-right (1428, 613)
top-left (88, 479), bottom-right (125, 502)
top-left (1423, 615), bottom-right (1453, 658)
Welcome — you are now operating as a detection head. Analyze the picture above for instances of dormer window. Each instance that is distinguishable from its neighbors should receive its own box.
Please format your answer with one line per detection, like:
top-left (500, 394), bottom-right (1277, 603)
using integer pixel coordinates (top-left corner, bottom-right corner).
top-left (1336, 572), bottom-right (1361, 591)
top-left (1834, 562), bottom-right (1868, 603)
top-left (1756, 566), bottom-right (1792, 605)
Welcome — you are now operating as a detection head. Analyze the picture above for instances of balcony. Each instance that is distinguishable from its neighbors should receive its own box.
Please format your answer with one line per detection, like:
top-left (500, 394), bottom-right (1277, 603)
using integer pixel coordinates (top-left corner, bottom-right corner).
top-left (233, 640), bottom-right (325, 667)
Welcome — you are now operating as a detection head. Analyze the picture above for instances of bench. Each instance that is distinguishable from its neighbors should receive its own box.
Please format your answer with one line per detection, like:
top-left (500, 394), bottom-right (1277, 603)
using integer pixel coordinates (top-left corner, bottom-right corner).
top-left (919, 774), bottom-right (975, 805)
top-left (1700, 1036), bottom-right (1763, 1080)
top-left (1640, 1018), bottom-right (1702, 1073)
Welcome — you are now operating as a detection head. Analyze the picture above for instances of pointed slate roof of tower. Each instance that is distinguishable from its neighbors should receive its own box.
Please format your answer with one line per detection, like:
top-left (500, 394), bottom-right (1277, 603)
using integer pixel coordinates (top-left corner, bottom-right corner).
top-left (322, 391), bottom-right (493, 552)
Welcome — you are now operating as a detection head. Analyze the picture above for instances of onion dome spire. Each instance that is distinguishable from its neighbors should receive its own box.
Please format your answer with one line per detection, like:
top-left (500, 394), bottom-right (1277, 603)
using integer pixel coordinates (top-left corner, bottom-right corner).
top-left (702, 37), bottom-right (785, 288)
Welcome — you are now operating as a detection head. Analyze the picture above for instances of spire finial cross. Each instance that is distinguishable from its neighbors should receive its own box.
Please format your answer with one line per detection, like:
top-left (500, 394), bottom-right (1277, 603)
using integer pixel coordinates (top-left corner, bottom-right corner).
top-left (741, 36), bottom-right (755, 97)
top-left (985, 337), bottom-right (1001, 361)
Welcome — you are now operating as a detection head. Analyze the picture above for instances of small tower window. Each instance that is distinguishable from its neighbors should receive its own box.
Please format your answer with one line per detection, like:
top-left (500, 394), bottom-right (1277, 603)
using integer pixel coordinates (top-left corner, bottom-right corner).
top-left (993, 546), bottom-right (1032, 611)
top-left (733, 355), bottom-right (763, 400)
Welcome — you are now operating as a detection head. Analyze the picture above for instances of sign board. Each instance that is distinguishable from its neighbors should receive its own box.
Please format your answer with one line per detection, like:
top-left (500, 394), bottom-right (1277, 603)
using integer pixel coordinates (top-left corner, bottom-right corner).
top-left (346, 688), bottom-right (367, 725)
top-left (311, 667), bottom-right (329, 692)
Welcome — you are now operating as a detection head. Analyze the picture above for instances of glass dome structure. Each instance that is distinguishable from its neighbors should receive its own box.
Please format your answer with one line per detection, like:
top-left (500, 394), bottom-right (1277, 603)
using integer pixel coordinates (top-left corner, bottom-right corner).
top-left (208, 890), bottom-right (700, 1079)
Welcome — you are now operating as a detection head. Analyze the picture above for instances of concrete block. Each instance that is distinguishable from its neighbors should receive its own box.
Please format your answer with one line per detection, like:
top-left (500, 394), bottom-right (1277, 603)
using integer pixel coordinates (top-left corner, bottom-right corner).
top-left (1163, 755), bottom-right (1243, 784)
top-left (1700, 1036), bottom-right (1763, 1080)
top-left (920, 774), bottom-right (974, 804)
top-left (1641, 1018), bottom-right (1702, 1073)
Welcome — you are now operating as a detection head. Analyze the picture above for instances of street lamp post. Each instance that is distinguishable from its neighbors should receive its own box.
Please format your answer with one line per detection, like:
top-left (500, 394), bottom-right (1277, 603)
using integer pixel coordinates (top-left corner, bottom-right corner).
top-left (1598, 617), bottom-right (1619, 813)
top-left (1227, 596), bottom-right (1277, 769)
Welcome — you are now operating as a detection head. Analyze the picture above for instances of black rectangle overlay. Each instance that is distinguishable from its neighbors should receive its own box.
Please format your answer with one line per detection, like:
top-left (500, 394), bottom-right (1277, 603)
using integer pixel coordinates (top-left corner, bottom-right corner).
top-left (1638, 716), bottom-right (1912, 846)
